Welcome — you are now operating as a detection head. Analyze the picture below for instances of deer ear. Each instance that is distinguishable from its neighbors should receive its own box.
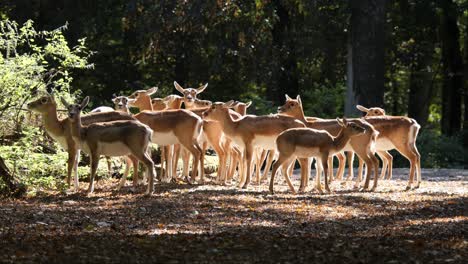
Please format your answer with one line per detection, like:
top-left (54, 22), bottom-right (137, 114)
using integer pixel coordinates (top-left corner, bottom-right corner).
top-left (245, 101), bottom-right (252, 108)
top-left (336, 117), bottom-right (345, 127)
top-left (197, 83), bottom-right (208, 94)
top-left (80, 96), bottom-right (90, 110)
top-left (356, 105), bottom-right (369, 112)
top-left (147, 87), bottom-right (158, 96)
top-left (297, 95), bottom-right (302, 105)
top-left (174, 81), bottom-right (185, 94)
top-left (224, 100), bottom-right (235, 108)
top-left (127, 98), bottom-right (136, 104)
top-left (285, 94), bottom-right (292, 101)
top-left (60, 96), bottom-right (70, 108)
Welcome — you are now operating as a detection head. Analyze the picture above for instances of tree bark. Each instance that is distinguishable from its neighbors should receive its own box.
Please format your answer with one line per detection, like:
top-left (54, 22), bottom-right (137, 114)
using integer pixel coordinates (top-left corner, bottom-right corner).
top-left (272, 0), bottom-right (299, 104)
top-left (345, 41), bottom-right (359, 117)
top-left (348, 0), bottom-right (387, 109)
top-left (0, 156), bottom-right (26, 197)
top-left (407, 57), bottom-right (434, 127)
top-left (440, 0), bottom-right (463, 136)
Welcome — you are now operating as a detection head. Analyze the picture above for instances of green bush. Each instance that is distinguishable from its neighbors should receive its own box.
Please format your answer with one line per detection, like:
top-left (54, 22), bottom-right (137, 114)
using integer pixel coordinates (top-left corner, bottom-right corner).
top-left (391, 129), bottom-right (467, 169)
top-left (0, 19), bottom-right (93, 193)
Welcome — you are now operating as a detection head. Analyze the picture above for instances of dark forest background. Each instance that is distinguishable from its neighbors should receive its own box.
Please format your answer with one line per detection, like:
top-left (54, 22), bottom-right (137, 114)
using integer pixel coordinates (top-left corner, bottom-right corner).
top-left (0, 0), bottom-right (467, 183)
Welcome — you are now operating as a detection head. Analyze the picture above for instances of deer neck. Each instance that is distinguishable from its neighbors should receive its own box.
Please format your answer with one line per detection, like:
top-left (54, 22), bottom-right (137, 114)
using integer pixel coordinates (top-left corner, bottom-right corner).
top-left (331, 128), bottom-right (352, 153)
top-left (70, 113), bottom-right (84, 144)
top-left (217, 110), bottom-right (238, 137)
top-left (42, 105), bottom-right (65, 137)
top-left (184, 100), bottom-right (195, 109)
top-left (285, 108), bottom-right (308, 124)
top-left (137, 95), bottom-right (154, 111)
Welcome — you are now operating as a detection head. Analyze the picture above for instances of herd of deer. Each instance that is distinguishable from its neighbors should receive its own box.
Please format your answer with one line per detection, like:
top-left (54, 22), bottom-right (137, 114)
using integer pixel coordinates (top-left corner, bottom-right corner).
top-left (26, 82), bottom-right (422, 196)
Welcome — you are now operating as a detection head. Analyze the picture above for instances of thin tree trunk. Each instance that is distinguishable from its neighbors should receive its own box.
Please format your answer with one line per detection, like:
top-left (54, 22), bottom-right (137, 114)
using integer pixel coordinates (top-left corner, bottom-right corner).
top-left (0, 156), bottom-right (26, 197)
top-left (349, 0), bottom-right (387, 108)
top-left (345, 41), bottom-right (358, 117)
top-left (272, 0), bottom-right (299, 104)
top-left (407, 59), bottom-right (433, 127)
top-left (440, 0), bottom-right (463, 136)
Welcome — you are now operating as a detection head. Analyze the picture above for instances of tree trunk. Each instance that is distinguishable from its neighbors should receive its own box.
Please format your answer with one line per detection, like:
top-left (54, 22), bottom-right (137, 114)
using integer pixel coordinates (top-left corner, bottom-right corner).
top-left (463, 14), bottom-right (468, 148)
top-left (345, 41), bottom-right (359, 117)
top-left (272, 0), bottom-right (299, 104)
top-left (440, 0), bottom-right (463, 136)
top-left (0, 156), bottom-right (26, 197)
top-left (407, 58), bottom-right (434, 127)
top-left (348, 0), bottom-right (387, 109)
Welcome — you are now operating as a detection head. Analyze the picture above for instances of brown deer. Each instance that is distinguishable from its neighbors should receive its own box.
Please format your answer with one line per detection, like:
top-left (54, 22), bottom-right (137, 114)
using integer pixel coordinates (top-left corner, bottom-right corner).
top-left (277, 95), bottom-right (380, 191)
top-left (356, 105), bottom-right (422, 190)
top-left (127, 88), bottom-right (204, 183)
top-left (60, 96), bottom-right (156, 194)
top-left (27, 93), bottom-right (140, 191)
top-left (270, 118), bottom-right (366, 194)
top-left (202, 101), bottom-right (306, 189)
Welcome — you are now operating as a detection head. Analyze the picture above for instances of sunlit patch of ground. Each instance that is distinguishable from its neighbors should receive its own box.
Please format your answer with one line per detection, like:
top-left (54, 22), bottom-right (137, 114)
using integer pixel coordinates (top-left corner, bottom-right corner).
top-left (0, 168), bottom-right (466, 263)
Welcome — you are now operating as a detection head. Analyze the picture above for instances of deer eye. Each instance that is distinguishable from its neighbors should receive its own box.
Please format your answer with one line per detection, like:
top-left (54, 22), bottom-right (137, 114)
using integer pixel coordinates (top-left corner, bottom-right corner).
top-left (41, 98), bottom-right (48, 104)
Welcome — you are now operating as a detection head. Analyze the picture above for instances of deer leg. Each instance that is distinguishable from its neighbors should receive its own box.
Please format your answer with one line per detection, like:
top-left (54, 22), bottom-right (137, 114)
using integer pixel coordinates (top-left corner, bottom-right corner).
top-left (395, 144), bottom-right (419, 190)
top-left (185, 142), bottom-right (202, 184)
top-left (327, 156), bottom-right (334, 182)
top-left (117, 156), bottom-right (131, 189)
top-left (211, 141), bottom-right (225, 184)
top-left (88, 154), bottom-right (100, 194)
top-left (377, 151), bottom-right (391, 180)
top-left (73, 150), bottom-right (80, 191)
top-left (241, 145), bottom-right (254, 189)
top-left (414, 146), bottom-right (421, 188)
top-left (315, 158), bottom-right (324, 194)
top-left (355, 157), bottom-right (364, 189)
top-left (370, 154), bottom-right (380, 191)
top-left (269, 153), bottom-right (292, 194)
top-left (136, 152), bottom-right (155, 195)
top-left (67, 148), bottom-right (77, 188)
top-left (322, 154), bottom-right (331, 193)
top-left (260, 150), bottom-right (275, 182)
top-left (106, 156), bottom-right (112, 179)
top-left (304, 157), bottom-right (313, 189)
top-left (298, 158), bottom-right (310, 193)
top-left (346, 151), bottom-right (355, 181)
top-left (172, 144), bottom-right (180, 179)
top-left (199, 142), bottom-right (208, 184)
top-left (157, 146), bottom-right (165, 181)
top-left (336, 152), bottom-right (346, 180)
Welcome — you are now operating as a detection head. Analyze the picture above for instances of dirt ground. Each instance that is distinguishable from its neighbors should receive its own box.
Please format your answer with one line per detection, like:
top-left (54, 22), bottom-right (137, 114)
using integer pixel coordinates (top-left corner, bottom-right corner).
top-left (0, 168), bottom-right (466, 263)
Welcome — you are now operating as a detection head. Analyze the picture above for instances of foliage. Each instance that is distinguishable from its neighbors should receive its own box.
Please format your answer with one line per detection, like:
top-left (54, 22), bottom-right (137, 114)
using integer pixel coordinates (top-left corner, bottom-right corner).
top-left (0, 19), bottom-right (93, 192)
top-left (390, 129), bottom-right (467, 169)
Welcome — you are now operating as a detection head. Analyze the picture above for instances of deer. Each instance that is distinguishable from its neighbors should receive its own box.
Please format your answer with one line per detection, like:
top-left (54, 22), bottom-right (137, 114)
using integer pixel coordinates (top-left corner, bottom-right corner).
top-left (277, 95), bottom-right (380, 192)
top-left (173, 81), bottom-right (209, 109)
top-left (230, 100), bottom-right (252, 116)
top-left (151, 98), bottom-right (168, 111)
top-left (163, 94), bottom-right (184, 110)
top-left (127, 87), bottom-right (204, 183)
top-left (111, 96), bottom-right (136, 113)
top-left (352, 105), bottom-right (393, 180)
top-left (173, 81), bottom-right (230, 184)
top-left (355, 105), bottom-right (422, 190)
top-left (202, 101), bottom-right (306, 190)
top-left (270, 118), bottom-right (366, 194)
top-left (27, 92), bottom-right (143, 192)
top-left (227, 100), bottom-right (269, 183)
top-left (59, 96), bottom-right (156, 194)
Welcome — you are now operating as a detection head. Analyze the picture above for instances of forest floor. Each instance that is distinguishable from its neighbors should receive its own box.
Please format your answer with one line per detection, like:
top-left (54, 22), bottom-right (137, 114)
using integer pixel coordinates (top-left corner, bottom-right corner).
top-left (0, 168), bottom-right (466, 263)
